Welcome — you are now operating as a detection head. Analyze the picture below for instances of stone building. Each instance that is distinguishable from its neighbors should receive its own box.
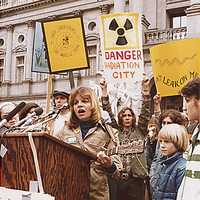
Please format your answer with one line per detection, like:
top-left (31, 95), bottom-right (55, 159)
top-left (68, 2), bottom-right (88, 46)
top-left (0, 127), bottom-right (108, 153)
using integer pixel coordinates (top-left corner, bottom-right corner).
top-left (0, 0), bottom-right (200, 111)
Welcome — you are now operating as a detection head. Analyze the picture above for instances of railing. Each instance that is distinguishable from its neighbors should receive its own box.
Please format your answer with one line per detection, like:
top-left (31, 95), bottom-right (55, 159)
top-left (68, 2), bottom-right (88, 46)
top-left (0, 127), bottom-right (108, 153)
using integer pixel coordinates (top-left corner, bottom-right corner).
top-left (166, 0), bottom-right (189, 3)
top-left (144, 27), bottom-right (187, 45)
top-left (0, 0), bottom-right (40, 10)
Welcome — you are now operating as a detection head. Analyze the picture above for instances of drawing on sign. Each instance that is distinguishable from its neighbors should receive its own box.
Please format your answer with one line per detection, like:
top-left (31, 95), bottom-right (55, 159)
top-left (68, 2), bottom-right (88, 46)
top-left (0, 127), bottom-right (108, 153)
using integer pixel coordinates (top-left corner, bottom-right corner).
top-left (109, 18), bottom-right (133, 46)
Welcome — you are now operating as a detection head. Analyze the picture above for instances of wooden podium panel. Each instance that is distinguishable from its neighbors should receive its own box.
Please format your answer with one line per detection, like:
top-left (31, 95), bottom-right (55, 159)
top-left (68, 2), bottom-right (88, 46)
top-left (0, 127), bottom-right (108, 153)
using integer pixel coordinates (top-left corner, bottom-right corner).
top-left (0, 133), bottom-right (93, 200)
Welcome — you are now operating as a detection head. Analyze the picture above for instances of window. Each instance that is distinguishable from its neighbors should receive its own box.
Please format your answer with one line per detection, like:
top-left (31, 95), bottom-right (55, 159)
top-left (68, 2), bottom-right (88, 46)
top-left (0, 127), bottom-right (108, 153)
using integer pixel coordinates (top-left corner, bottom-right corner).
top-left (0, 58), bottom-right (4, 83)
top-left (18, 35), bottom-right (25, 43)
top-left (16, 56), bottom-right (24, 83)
top-left (0, 0), bottom-right (8, 6)
top-left (88, 21), bottom-right (96, 31)
top-left (169, 14), bottom-right (187, 39)
top-left (171, 16), bottom-right (187, 28)
top-left (36, 72), bottom-right (48, 81)
top-left (0, 38), bottom-right (4, 47)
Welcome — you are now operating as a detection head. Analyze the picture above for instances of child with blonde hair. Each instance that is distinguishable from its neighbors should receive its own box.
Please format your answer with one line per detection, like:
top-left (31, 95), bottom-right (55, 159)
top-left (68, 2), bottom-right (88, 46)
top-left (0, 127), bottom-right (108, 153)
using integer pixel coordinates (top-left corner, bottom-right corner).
top-left (150, 123), bottom-right (189, 200)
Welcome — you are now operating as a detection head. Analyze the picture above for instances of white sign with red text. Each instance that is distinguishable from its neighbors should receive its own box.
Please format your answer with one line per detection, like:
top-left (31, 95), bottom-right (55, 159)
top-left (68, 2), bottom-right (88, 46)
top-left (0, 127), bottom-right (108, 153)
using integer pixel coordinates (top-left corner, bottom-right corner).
top-left (99, 12), bottom-right (144, 116)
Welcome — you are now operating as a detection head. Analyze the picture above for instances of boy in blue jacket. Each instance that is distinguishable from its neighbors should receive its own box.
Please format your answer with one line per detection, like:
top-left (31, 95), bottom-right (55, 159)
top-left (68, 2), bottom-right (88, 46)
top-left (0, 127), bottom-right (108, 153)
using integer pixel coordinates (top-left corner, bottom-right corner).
top-left (150, 123), bottom-right (188, 200)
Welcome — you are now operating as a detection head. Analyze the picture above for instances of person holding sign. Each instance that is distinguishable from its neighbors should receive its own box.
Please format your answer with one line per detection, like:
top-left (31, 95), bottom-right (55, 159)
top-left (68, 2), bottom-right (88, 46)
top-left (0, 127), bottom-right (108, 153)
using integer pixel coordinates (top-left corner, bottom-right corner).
top-left (100, 76), bottom-right (151, 200)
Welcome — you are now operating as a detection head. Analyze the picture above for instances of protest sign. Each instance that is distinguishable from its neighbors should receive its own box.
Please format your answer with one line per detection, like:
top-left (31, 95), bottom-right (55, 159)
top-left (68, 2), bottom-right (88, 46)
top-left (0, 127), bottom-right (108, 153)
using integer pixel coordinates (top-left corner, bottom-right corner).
top-left (42, 16), bottom-right (89, 73)
top-left (150, 38), bottom-right (200, 96)
top-left (99, 12), bottom-right (144, 115)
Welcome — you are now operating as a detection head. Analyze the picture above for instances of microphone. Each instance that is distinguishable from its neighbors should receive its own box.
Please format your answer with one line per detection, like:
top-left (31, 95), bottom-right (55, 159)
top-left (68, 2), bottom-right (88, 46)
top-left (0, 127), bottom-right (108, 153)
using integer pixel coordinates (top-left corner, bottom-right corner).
top-left (21, 107), bottom-right (43, 127)
top-left (59, 103), bottom-right (69, 111)
top-left (40, 110), bottom-right (56, 119)
top-left (0, 102), bottom-right (26, 128)
top-left (14, 107), bottom-right (43, 127)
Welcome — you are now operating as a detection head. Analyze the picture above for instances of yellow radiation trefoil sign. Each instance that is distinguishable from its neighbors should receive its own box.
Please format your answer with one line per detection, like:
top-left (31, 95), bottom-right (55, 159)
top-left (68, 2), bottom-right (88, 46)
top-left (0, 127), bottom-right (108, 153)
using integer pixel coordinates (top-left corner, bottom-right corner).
top-left (150, 38), bottom-right (200, 97)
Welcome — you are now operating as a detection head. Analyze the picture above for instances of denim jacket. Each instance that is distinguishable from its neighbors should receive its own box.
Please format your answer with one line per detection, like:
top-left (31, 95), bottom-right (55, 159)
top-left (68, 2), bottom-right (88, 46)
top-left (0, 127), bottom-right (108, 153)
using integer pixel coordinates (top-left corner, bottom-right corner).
top-left (150, 152), bottom-right (186, 200)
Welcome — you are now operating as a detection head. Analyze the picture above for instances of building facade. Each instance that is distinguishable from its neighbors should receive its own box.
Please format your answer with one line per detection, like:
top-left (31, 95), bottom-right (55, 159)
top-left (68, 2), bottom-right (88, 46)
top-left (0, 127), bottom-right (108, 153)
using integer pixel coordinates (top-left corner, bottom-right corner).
top-left (0, 0), bottom-right (200, 111)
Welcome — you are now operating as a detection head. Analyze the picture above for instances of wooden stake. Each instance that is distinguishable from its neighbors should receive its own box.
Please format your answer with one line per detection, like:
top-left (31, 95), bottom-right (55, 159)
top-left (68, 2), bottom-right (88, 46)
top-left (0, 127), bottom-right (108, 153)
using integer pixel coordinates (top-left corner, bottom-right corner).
top-left (45, 74), bottom-right (53, 113)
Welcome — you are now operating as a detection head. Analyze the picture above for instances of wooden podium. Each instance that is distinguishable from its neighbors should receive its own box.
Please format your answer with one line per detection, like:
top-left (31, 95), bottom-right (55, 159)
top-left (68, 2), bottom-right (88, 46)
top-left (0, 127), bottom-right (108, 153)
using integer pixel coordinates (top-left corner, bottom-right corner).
top-left (0, 132), bottom-right (93, 200)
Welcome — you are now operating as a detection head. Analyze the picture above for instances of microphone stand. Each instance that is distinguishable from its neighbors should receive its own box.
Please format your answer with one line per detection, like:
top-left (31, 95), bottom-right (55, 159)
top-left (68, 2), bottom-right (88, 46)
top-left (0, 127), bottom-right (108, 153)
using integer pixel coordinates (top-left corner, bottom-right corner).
top-left (21, 113), bottom-right (59, 134)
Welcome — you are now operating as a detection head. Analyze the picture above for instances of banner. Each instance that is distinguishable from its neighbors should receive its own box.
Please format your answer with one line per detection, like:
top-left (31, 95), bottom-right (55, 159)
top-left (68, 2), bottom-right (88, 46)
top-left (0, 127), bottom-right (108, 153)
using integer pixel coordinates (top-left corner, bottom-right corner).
top-left (150, 38), bottom-right (200, 97)
top-left (42, 16), bottom-right (89, 73)
top-left (32, 22), bottom-right (49, 73)
top-left (100, 12), bottom-right (144, 115)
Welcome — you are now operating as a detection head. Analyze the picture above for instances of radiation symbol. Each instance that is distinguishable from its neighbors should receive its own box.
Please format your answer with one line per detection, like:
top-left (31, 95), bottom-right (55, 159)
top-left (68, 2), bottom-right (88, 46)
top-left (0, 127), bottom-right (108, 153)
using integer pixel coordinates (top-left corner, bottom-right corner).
top-left (109, 18), bottom-right (133, 46)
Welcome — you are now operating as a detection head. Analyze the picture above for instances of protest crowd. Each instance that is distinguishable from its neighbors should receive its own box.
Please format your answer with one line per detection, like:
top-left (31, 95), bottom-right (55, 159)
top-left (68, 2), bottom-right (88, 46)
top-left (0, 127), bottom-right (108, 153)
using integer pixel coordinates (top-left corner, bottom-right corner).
top-left (0, 75), bottom-right (200, 200)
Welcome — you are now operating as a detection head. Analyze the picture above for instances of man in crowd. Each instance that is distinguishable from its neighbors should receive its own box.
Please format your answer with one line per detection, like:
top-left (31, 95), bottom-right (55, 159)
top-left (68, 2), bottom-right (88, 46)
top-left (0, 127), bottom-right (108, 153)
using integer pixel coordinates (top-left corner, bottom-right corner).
top-left (48, 90), bottom-right (70, 138)
top-left (177, 77), bottom-right (200, 199)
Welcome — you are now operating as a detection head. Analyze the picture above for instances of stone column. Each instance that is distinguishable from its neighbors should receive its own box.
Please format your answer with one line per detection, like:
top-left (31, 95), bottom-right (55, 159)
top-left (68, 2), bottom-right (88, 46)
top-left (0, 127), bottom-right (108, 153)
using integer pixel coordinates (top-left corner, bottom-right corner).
top-left (129, 0), bottom-right (143, 13)
top-left (186, 0), bottom-right (200, 38)
top-left (114, 0), bottom-right (126, 12)
top-left (5, 25), bottom-right (13, 82)
top-left (25, 20), bottom-right (34, 80)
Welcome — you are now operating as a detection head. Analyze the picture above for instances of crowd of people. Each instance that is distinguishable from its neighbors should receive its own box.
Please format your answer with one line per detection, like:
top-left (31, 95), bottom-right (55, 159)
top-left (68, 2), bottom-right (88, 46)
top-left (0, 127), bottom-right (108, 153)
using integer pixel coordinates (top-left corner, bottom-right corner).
top-left (0, 76), bottom-right (200, 200)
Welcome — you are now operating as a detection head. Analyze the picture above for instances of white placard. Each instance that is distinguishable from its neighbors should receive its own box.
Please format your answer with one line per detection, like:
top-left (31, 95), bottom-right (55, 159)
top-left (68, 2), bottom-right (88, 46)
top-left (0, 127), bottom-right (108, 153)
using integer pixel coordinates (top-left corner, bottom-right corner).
top-left (0, 187), bottom-right (55, 200)
top-left (99, 12), bottom-right (144, 116)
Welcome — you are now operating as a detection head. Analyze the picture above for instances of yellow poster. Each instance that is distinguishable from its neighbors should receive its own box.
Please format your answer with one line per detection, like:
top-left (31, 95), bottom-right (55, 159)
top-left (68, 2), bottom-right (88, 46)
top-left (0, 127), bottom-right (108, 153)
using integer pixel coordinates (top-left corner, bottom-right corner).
top-left (42, 16), bottom-right (89, 73)
top-left (150, 38), bottom-right (200, 97)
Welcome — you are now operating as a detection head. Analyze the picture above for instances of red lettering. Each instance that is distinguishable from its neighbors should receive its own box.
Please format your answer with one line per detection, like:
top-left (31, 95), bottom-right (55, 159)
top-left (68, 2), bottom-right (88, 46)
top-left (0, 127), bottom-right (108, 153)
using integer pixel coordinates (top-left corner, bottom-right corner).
top-left (113, 72), bottom-right (118, 79)
top-left (124, 50), bottom-right (131, 60)
top-left (137, 50), bottom-right (142, 60)
top-left (105, 52), bottom-right (109, 60)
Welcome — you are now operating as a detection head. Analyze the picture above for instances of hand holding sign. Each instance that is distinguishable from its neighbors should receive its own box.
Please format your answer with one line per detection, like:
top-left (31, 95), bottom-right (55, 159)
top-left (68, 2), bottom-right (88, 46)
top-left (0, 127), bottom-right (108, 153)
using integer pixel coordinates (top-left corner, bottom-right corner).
top-left (99, 78), bottom-right (108, 97)
top-left (142, 74), bottom-right (150, 96)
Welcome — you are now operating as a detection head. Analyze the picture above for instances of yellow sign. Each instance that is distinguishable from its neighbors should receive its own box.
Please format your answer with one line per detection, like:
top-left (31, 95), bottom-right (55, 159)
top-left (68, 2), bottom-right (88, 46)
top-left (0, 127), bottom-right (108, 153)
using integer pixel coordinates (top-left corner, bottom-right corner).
top-left (150, 38), bottom-right (200, 97)
top-left (100, 13), bottom-right (140, 50)
top-left (42, 17), bottom-right (89, 73)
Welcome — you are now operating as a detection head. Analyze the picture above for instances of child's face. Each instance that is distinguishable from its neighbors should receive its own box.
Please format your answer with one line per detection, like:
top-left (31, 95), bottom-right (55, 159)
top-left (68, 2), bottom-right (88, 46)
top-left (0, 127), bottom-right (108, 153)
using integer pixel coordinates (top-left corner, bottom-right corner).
top-left (159, 138), bottom-right (177, 157)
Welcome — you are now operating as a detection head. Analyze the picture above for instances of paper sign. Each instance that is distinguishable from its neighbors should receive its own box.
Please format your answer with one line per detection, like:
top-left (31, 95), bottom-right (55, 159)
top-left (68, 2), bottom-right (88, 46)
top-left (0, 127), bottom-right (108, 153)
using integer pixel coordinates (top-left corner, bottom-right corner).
top-left (99, 12), bottom-right (144, 116)
top-left (150, 38), bottom-right (200, 97)
top-left (42, 16), bottom-right (89, 73)
top-left (0, 144), bottom-right (8, 158)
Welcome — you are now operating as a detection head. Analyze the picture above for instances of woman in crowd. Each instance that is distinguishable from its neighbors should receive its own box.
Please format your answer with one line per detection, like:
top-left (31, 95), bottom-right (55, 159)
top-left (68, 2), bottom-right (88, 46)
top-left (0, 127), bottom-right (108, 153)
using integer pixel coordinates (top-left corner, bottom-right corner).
top-left (61, 86), bottom-right (122, 200)
top-left (100, 77), bottom-right (151, 200)
top-left (150, 123), bottom-right (188, 200)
